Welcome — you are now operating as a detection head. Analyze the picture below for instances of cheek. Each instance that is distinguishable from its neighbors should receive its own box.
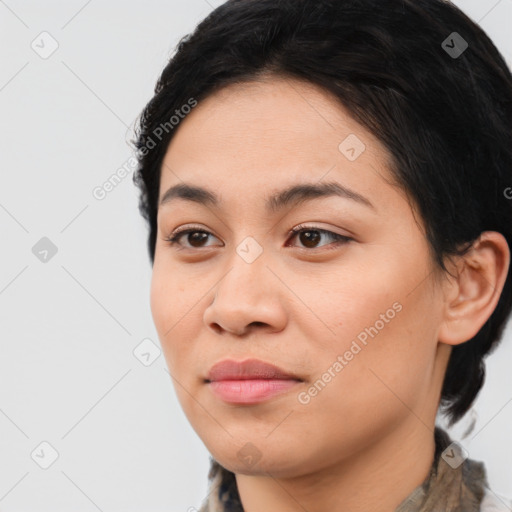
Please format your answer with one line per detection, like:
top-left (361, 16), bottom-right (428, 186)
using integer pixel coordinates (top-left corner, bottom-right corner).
top-left (320, 297), bottom-right (438, 427)
top-left (149, 263), bottom-right (187, 366)
top-left (288, 263), bottom-right (405, 356)
top-left (149, 255), bottom-right (189, 329)
top-left (149, 264), bottom-right (170, 335)
top-left (149, 259), bottom-right (211, 388)
top-left (297, 257), bottom-right (440, 412)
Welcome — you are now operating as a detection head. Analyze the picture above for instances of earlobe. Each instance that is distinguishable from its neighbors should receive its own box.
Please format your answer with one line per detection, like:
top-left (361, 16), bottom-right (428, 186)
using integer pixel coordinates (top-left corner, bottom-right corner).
top-left (438, 231), bottom-right (510, 346)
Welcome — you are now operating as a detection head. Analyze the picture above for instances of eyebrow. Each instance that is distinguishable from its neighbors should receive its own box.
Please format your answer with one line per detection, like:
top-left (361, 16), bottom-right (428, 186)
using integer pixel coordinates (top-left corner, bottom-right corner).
top-left (159, 180), bottom-right (376, 213)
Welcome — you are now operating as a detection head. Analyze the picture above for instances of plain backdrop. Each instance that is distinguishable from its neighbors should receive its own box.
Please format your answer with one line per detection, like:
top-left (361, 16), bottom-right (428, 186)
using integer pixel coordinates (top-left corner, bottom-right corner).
top-left (0, 1), bottom-right (511, 510)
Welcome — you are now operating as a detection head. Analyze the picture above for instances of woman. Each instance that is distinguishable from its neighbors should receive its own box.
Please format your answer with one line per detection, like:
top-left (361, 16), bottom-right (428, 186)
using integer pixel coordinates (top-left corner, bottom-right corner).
top-left (132, 0), bottom-right (512, 510)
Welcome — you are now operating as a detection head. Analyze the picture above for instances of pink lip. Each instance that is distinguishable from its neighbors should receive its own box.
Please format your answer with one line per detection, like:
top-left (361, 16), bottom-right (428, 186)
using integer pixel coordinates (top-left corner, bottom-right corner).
top-left (208, 379), bottom-right (300, 404)
top-left (206, 358), bottom-right (301, 381)
top-left (205, 358), bottom-right (302, 404)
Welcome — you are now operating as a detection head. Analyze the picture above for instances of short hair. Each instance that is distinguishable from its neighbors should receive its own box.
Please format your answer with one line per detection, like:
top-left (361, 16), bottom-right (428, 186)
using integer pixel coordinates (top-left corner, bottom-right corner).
top-left (132, 0), bottom-right (512, 426)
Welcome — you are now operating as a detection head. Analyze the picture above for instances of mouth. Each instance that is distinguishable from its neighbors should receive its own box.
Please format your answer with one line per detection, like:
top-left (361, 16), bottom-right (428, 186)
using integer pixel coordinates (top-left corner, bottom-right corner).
top-left (205, 358), bottom-right (303, 404)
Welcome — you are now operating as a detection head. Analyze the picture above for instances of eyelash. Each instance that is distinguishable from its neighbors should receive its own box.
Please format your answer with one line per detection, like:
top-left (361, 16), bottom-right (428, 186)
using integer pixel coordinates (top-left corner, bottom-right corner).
top-left (163, 223), bottom-right (352, 251)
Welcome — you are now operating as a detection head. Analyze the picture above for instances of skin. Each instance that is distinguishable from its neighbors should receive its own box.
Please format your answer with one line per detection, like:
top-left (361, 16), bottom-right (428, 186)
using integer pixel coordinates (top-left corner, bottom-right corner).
top-left (150, 76), bottom-right (510, 512)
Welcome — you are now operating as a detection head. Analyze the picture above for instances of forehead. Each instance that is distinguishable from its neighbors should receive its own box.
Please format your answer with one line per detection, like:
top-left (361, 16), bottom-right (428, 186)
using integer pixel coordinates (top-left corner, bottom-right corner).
top-left (164, 77), bottom-right (384, 156)
top-left (158, 77), bottom-right (395, 213)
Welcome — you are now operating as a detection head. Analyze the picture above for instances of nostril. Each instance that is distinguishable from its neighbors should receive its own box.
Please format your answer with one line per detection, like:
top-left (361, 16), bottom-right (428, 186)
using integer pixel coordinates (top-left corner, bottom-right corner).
top-left (249, 321), bottom-right (266, 328)
top-left (210, 324), bottom-right (222, 335)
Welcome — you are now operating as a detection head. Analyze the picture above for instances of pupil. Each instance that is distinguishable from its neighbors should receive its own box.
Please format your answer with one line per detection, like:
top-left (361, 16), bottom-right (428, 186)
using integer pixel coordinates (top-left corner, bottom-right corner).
top-left (300, 230), bottom-right (320, 248)
top-left (190, 232), bottom-right (208, 247)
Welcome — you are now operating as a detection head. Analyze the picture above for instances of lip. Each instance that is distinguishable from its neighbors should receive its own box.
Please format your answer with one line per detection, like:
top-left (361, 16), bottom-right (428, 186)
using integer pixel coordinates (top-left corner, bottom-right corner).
top-left (205, 358), bottom-right (303, 405)
top-left (206, 358), bottom-right (301, 382)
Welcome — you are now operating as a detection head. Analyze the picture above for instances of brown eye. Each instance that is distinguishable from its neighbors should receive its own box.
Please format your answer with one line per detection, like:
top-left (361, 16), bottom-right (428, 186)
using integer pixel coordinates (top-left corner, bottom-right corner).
top-left (164, 228), bottom-right (221, 249)
top-left (163, 225), bottom-right (352, 251)
top-left (288, 225), bottom-right (352, 250)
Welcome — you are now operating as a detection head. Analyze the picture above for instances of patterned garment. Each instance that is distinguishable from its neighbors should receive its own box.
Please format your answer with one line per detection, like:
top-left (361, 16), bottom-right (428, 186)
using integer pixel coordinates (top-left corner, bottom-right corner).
top-left (198, 426), bottom-right (511, 512)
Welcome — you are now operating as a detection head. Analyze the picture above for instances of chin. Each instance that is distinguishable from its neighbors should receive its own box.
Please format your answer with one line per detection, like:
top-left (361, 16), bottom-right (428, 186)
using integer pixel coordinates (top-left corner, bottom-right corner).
top-left (217, 448), bottom-right (307, 478)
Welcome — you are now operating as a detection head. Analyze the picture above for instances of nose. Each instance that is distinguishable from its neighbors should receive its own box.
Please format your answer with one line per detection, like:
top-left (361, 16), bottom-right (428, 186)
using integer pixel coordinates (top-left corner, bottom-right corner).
top-left (203, 255), bottom-right (287, 337)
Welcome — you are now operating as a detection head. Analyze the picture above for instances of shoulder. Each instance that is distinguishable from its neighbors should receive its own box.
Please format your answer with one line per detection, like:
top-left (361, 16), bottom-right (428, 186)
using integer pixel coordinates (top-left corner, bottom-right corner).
top-left (480, 487), bottom-right (512, 512)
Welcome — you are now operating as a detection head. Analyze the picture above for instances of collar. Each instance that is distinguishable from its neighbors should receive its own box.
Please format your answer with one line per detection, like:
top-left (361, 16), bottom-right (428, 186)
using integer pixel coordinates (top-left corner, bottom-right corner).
top-left (199, 426), bottom-right (488, 512)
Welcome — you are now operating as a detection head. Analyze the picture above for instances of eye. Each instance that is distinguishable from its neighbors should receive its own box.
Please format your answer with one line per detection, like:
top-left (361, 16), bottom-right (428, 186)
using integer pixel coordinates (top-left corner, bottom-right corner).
top-left (162, 224), bottom-right (352, 251)
top-left (287, 224), bottom-right (352, 251)
top-left (163, 225), bottom-right (221, 249)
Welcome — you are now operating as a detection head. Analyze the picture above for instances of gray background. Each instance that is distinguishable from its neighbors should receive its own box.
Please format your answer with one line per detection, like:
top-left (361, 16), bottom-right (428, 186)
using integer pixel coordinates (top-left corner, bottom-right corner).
top-left (0, 1), bottom-right (511, 510)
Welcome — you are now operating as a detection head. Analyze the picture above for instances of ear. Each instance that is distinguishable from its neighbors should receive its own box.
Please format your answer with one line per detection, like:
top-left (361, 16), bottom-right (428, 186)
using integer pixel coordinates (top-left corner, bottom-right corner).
top-left (438, 231), bottom-right (510, 346)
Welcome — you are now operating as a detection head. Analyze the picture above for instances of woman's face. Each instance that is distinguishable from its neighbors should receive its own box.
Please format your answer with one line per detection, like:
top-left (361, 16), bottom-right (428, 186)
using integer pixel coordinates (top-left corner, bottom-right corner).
top-left (150, 77), bottom-right (451, 477)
